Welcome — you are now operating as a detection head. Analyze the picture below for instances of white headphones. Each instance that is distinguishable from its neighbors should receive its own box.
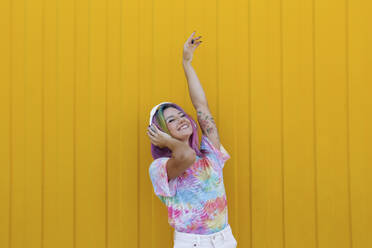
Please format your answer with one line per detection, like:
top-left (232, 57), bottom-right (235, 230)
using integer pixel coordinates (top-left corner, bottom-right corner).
top-left (148, 102), bottom-right (173, 126)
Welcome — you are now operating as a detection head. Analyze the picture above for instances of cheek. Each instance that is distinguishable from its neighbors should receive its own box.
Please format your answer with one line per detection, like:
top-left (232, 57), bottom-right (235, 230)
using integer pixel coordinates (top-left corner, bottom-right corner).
top-left (167, 123), bottom-right (178, 133)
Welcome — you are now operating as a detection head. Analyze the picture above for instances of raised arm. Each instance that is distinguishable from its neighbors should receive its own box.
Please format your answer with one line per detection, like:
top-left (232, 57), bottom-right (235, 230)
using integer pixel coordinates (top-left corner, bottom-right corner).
top-left (182, 31), bottom-right (221, 150)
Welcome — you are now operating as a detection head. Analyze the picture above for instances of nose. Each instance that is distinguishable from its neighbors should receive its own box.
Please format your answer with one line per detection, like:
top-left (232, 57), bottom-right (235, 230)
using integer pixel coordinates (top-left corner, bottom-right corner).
top-left (176, 117), bottom-right (187, 125)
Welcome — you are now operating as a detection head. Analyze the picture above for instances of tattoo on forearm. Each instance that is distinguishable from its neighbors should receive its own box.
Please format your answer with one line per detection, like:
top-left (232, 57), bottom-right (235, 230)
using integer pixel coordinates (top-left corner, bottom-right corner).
top-left (197, 110), bottom-right (217, 136)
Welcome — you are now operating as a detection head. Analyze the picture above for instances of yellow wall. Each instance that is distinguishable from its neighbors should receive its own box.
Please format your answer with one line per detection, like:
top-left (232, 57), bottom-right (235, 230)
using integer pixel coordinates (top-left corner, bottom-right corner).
top-left (0, 0), bottom-right (371, 247)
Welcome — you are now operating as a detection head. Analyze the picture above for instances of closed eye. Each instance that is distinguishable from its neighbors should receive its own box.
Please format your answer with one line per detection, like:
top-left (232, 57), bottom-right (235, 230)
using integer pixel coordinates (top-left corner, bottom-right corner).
top-left (168, 113), bottom-right (185, 123)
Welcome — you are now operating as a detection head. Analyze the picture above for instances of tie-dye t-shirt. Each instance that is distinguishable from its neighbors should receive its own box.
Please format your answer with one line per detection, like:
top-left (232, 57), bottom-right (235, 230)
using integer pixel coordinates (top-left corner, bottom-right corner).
top-left (148, 135), bottom-right (231, 235)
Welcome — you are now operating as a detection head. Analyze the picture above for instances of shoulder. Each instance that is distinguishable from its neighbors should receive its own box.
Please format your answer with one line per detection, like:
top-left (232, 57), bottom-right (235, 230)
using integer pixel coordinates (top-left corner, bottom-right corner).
top-left (200, 135), bottom-right (215, 151)
top-left (149, 157), bottom-right (171, 172)
top-left (150, 156), bottom-right (170, 165)
top-left (200, 134), bottom-right (231, 169)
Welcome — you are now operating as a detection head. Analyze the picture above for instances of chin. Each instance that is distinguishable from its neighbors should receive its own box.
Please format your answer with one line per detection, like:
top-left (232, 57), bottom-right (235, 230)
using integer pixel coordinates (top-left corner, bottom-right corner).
top-left (174, 132), bottom-right (192, 141)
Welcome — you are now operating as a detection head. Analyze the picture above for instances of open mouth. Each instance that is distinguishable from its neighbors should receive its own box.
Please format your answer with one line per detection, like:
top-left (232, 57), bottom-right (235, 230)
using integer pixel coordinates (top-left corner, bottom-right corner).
top-left (178, 123), bottom-right (189, 131)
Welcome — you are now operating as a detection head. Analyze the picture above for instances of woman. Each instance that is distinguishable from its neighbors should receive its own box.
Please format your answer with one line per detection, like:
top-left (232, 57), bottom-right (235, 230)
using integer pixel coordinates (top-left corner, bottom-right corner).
top-left (147, 31), bottom-right (238, 248)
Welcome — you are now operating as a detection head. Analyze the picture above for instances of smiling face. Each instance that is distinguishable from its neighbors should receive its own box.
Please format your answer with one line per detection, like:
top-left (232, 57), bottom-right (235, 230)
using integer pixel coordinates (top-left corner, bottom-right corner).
top-left (163, 107), bottom-right (193, 142)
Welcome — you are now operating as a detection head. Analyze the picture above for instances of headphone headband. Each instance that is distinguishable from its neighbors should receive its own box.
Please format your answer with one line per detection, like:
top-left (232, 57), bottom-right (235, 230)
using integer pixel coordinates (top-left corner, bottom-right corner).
top-left (149, 102), bottom-right (172, 125)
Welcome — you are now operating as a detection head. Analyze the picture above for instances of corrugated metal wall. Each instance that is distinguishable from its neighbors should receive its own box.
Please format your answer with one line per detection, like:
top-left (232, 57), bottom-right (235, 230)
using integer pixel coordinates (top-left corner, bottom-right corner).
top-left (0, 0), bottom-right (371, 247)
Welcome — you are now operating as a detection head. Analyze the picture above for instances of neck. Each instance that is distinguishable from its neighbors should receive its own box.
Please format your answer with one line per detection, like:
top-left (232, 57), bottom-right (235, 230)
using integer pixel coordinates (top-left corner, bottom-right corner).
top-left (181, 135), bottom-right (191, 146)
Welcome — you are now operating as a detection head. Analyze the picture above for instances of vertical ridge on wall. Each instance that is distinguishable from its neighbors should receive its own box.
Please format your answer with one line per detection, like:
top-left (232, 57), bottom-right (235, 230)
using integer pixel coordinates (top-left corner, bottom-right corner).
top-left (78, 0), bottom-right (109, 244)
top-left (218, 0), bottom-right (238, 231)
top-left (107, 0), bottom-right (122, 246)
top-left (90, 0), bottom-right (107, 241)
top-left (250, 0), bottom-right (284, 246)
top-left (280, 0), bottom-right (286, 247)
top-left (43, 0), bottom-right (58, 245)
top-left (248, 0), bottom-right (253, 247)
top-left (199, 0), bottom-right (218, 133)
top-left (57, 0), bottom-right (75, 246)
top-left (122, 0), bottom-right (140, 246)
top-left (10, 0), bottom-right (26, 246)
top-left (25, 0), bottom-right (44, 246)
top-left (150, 0), bottom-right (155, 246)
top-left (105, 0), bottom-right (109, 246)
top-left (72, 0), bottom-right (77, 246)
top-left (137, 0), bottom-right (152, 245)
top-left (41, 0), bottom-right (46, 245)
top-left (75, 0), bottom-right (90, 246)
top-left (345, 0), bottom-right (353, 247)
top-left (233, 1), bottom-right (239, 235)
top-left (349, 0), bottom-right (372, 247)
top-left (119, 0), bottom-right (124, 246)
top-left (0, 0), bottom-right (11, 246)
top-left (282, 0), bottom-right (317, 247)
top-left (312, 0), bottom-right (320, 247)
top-left (314, 0), bottom-right (350, 246)
top-left (237, 0), bottom-right (252, 237)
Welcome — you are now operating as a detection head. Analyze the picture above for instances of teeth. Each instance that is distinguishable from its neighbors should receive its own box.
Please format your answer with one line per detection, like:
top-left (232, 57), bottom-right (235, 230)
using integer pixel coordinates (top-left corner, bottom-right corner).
top-left (179, 124), bottom-right (188, 130)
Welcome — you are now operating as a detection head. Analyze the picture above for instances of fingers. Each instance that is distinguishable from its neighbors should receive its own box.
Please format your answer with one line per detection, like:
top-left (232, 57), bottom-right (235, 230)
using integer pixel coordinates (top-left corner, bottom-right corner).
top-left (147, 126), bottom-right (156, 145)
top-left (187, 31), bottom-right (196, 42)
top-left (191, 36), bottom-right (202, 45)
top-left (193, 36), bottom-right (202, 42)
top-left (147, 129), bottom-right (154, 137)
top-left (147, 124), bottom-right (162, 147)
top-left (148, 124), bottom-right (162, 138)
top-left (193, 41), bottom-right (202, 49)
top-left (151, 124), bottom-right (159, 133)
top-left (148, 125), bottom-right (156, 135)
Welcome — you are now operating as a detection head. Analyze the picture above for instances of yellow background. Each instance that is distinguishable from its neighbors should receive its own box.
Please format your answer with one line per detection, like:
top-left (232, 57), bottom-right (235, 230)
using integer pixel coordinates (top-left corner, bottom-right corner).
top-left (0, 0), bottom-right (371, 247)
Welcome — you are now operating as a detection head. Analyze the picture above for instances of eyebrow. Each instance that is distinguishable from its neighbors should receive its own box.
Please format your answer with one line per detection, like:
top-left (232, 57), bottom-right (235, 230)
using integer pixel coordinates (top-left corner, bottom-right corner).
top-left (165, 112), bottom-right (184, 121)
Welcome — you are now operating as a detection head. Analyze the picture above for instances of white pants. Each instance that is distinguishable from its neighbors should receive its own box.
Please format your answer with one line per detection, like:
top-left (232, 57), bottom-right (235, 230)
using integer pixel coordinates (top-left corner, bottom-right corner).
top-left (173, 224), bottom-right (237, 248)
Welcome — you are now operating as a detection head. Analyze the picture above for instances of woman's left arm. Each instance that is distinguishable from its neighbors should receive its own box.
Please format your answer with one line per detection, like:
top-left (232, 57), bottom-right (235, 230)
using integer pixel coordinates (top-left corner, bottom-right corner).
top-left (182, 32), bottom-right (221, 150)
top-left (182, 60), bottom-right (207, 107)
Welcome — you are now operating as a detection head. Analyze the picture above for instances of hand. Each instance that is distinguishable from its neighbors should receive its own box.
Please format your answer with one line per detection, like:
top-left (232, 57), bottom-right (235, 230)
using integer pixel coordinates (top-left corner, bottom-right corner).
top-left (183, 31), bottom-right (202, 63)
top-left (147, 124), bottom-right (173, 148)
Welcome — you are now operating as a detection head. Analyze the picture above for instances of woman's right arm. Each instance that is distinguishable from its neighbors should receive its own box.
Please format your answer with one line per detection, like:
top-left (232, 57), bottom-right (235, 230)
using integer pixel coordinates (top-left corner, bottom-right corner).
top-left (165, 138), bottom-right (196, 181)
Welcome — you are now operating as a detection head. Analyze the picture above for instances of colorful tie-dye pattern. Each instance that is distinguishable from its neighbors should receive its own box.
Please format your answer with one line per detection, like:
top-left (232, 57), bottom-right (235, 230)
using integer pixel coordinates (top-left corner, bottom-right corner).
top-left (149, 135), bottom-right (231, 235)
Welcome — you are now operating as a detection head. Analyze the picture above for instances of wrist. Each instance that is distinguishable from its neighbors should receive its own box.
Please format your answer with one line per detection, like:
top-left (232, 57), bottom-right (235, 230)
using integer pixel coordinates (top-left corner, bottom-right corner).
top-left (182, 59), bottom-right (191, 66)
top-left (164, 136), bottom-right (175, 150)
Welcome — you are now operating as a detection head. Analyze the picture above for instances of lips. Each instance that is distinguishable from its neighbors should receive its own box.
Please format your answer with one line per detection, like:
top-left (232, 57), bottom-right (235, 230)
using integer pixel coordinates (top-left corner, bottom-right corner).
top-left (178, 123), bottom-right (190, 131)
